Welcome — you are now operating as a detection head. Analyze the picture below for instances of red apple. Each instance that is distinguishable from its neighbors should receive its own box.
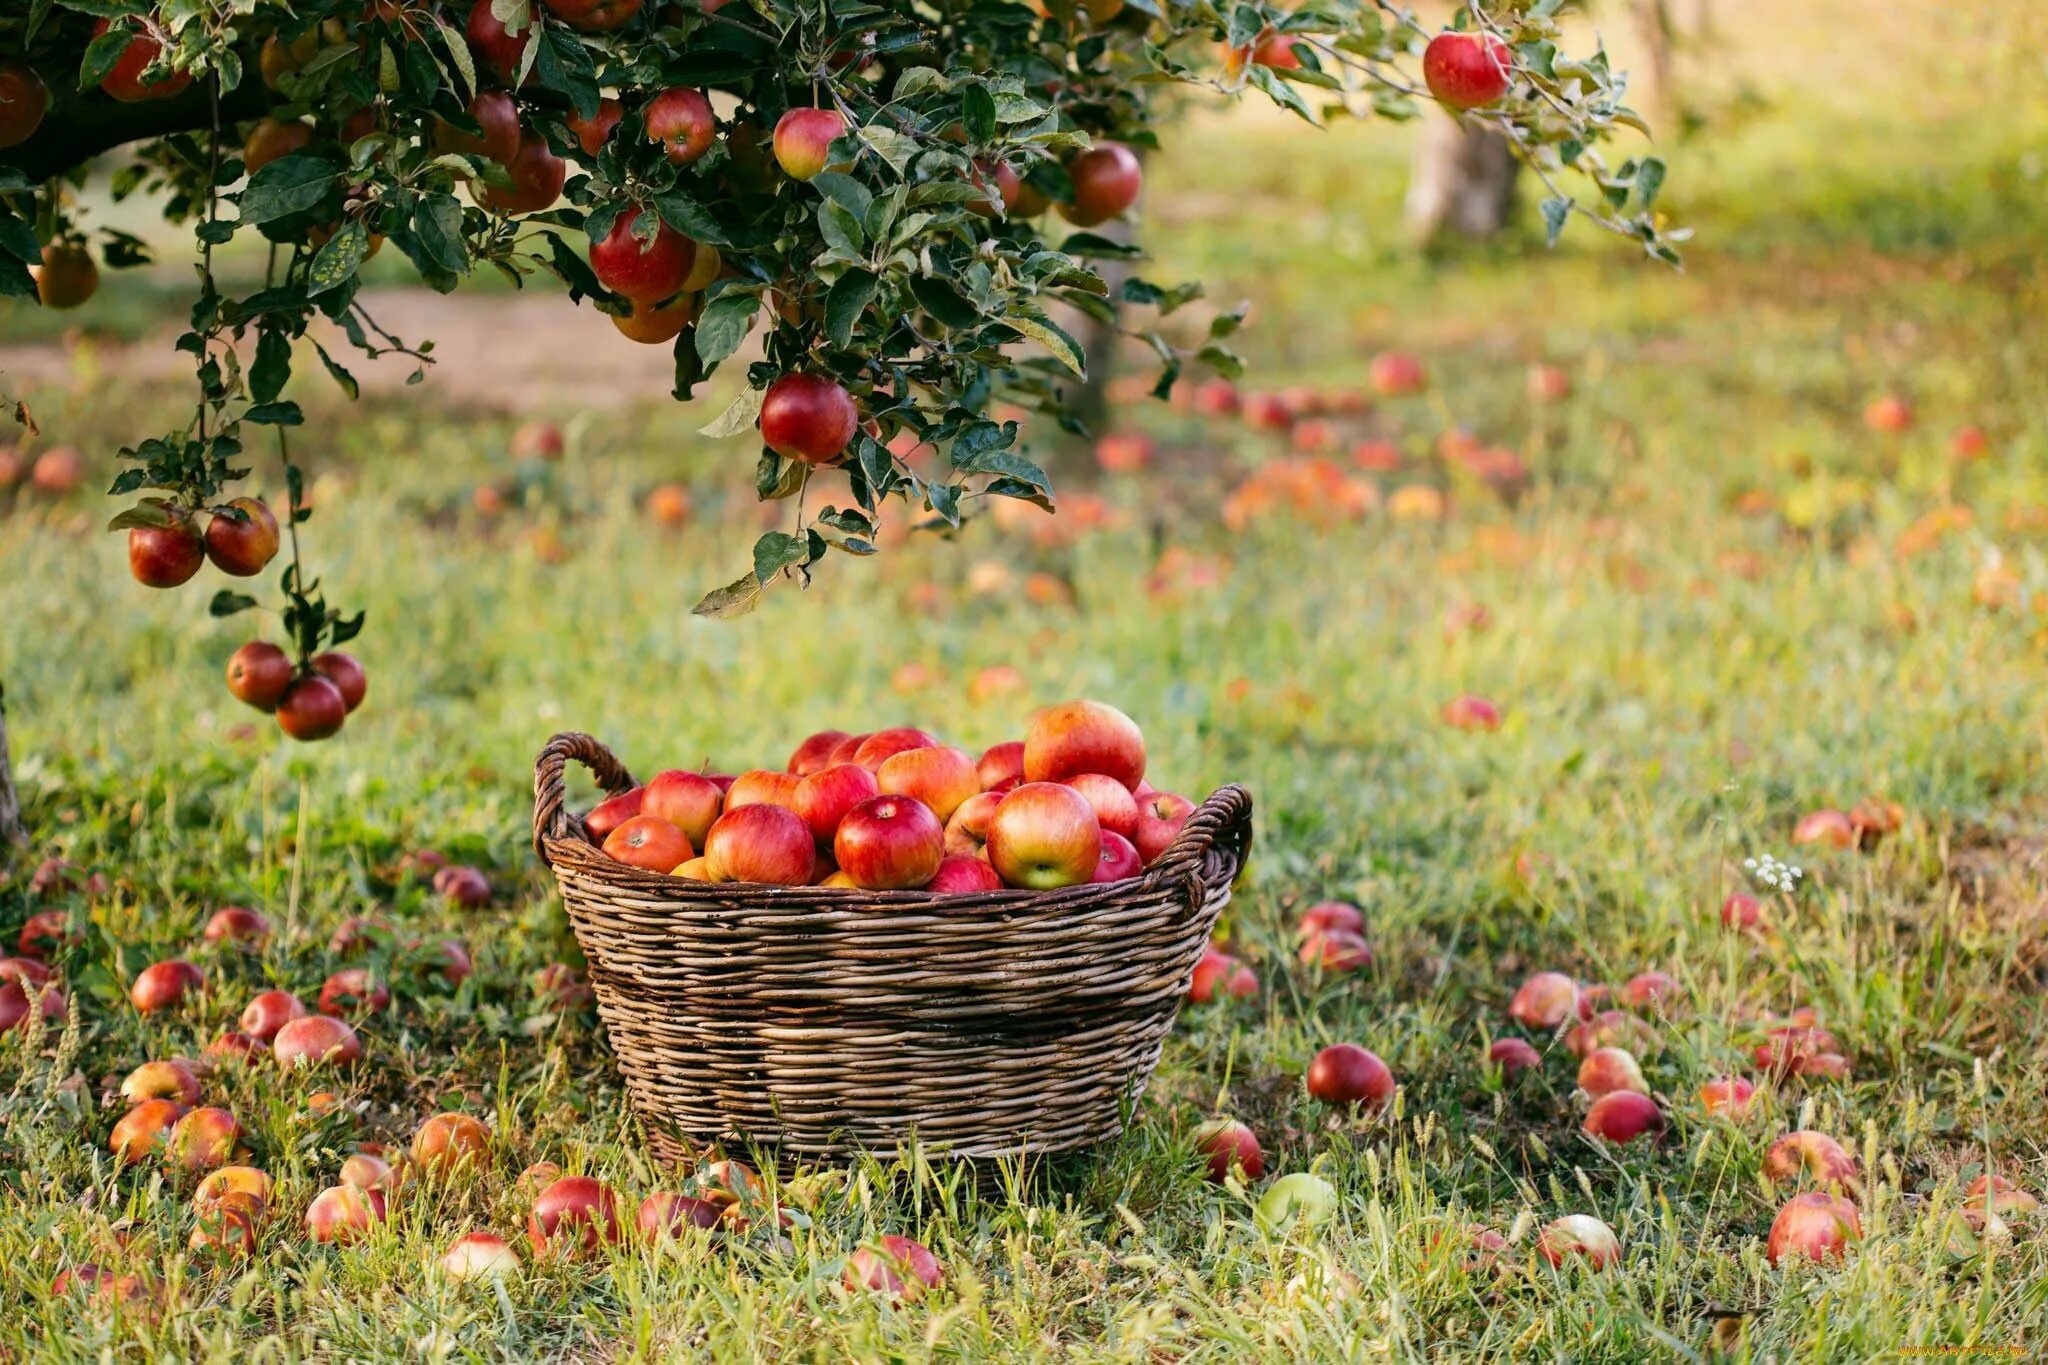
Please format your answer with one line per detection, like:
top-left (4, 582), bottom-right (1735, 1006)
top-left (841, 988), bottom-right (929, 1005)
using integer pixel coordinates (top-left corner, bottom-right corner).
top-left (0, 64), bottom-right (48, 149)
top-left (944, 791), bottom-right (1001, 857)
top-left (772, 107), bottom-right (846, 181)
top-left (1298, 928), bottom-right (1372, 972)
top-left (1368, 350), bottom-right (1427, 397)
top-left (1441, 694), bottom-right (1502, 732)
top-left (463, 0), bottom-right (530, 86)
top-left (793, 762), bottom-right (881, 845)
top-left (1023, 699), bottom-right (1145, 790)
top-left (1576, 1047), bottom-right (1646, 1097)
top-left (760, 372), bottom-right (860, 466)
top-left (1089, 830), bottom-right (1143, 883)
top-left (1766, 1192), bottom-right (1862, 1266)
top-left (318, 968), bottom-right (390, 1017)
top-left (1964, 1174), bottom-right (2039, 1217)
top-left (1509, 971), bottom-right (1578, 1031)
top-left (542, 0), bottom-right (643, 30)
top-left (239, 989), bottom-right (308, 1042)
top-left (1720, 891), bottom-right (1763, 933)
top-left (478, 133), bottom-right (566, 214)
top-left (110, 1099), bottom-right (188, 1164)
top-left (91, 18), bottom-right (194, 101)
top-left (202, 905), bottom-right (272, 946)
top-left (129, 517), bottom-right (205, 588)
top-left (646, 87), bottom-right (716, 164)
top-left (413, 1112), bottom-right (491, 1175)
top-left (1487, 1036), bottom-right (1542, 1077)
top-left (566, 96), bottom-right (624, 158)
top-left (826, 733), bottom-right (870, 766)
top-left (1306, 1044), bottom-right (1395, 1111)
top-left (583, 785), bottom-right (645, 839)
top-left (434, 864), bottom-right (491, 908)
top-left (834, 795), bottom-right (945, 890)
top-left (845, 1234), bottom-right (943, 1300)
top-left (306, 1184), bottom-right (388, 1243)
top-left (1133, 791), bottom-right (1194, 864)
top-left (205, 497), bottom-right (280, 576)
top-left (926, 854), bottom-right (1004, 895)
top-left (441, 1230), bottom-right (521, 1281)
top-left (976, 740), bottom-right (1025, 791)
top-left (877, 745), bottom-right (979, 824)
top-left (637, 1190), bottom-right (722, 1241)
top-left (205, 1030), bottom-right (257, 1064)
top-left (1191, 1118), bottom-right (1263, 1182)
top-left (340, 1152), bottom-right (395, 1190)
top-left (196, 1165), bottom-right (274, 1210)
top-left (437, 90), bottom-right (522, 164)
top-left (1527, 363), bottom-right (1572, 404)
top-left (131, 959), bottom-right (204, 1013)
top-left (1763, 1131), bottom-right (1860, 1191)
top-left (1698, 1076), bottom-right (1756, 1118)
top-left (1187, 946), bottom-right (1258, 1003)
top-left (226, 641), bottom-right (294, 711)
top-left (1059, 143), bottom-right (1142, 227)
top-left (703, 805), bottom-right (815, 885)
top-left (1063, 772), bottom-right (1140, 839)
top-left (1793, 809), bottom-right (1855, 849)
top-left (121, 1059), bottom-right (202, 1106)
top-left (589, 206), bottom-right (695, 305)
top-left (1537, 1214), bottom-right (1620, 1268)
top-left (273, 1015), bottom-right (363, 1068)
top-left (1582, 1091), bottom-right (1663, 1145)
top-left (1298, 901), bottom-right (1364, 939)
top-left (168, 1105), bottom-right (242, 1171)
top-left (276, 675), bottom-right (348, 740)
top-left (853, 727), bottom-right (940, 771)
top-left (985, 782), bottom-right (1101, 890)
top-left (602, 814), bottom-right (694, 873)
top-left (1421, 31), bottom-right (1511, 110)
top-left (1949, 425), bottom-right (1990, 461)
top-left (788, 729), bottom-right (852, 776)
top-left (1621, 971), bottom-right (1681, 1012)
top-left (527, 1176), bottom-right (622, 1257)
top-left (640, 770), bottom-right (724, 847)
top-left (1863, 394), bottom-right (1914, 433)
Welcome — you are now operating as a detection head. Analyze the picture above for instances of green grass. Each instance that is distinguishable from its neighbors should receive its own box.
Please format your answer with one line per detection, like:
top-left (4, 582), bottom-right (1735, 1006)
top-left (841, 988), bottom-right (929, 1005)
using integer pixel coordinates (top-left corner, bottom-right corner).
top-left (5, 4), bottom-right (2048, 1358)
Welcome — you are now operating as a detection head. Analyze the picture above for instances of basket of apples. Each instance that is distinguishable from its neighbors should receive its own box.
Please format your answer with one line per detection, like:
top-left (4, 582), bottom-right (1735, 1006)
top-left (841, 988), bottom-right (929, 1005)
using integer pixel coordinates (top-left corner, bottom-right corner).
top-left (532, 699), bottom-right (1252, 1165)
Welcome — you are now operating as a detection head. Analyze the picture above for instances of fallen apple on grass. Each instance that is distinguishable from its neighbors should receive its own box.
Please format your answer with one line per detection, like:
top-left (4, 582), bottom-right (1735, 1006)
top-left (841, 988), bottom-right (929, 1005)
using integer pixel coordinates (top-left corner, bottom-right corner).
top-left (1257, 1172), bottom-right (1339, 1232)
top-left (1763, 1130), bottom-right (1860, 1191)
top-left (130, 959), bottom-right (204, 1013)
top-left (528, 1176), bottom-right (623, 1257)
top-left (273, 1015), bottom-right (364, 1068)
top-left (845, 1234), bottom-right (944, 1300)
top-left (1306, 1044), bottom-right (1395, 1111)
top-left (1188, 946), bottom-right (1258, 1003)
top-left (201, 906), bottom-right (272, 947)
top-left (1193, 1119), bottom-right (1263, 1183)
top-left (1536, 1214), bottom-right (1620, 1269)
top-left (121, 1059), bottom-right (202, 1106)
top-left (1509, 972), bottom-right (1579, 1031)
top-left (1576, 1047), bottom-right (1647, 1098)
top-left (1766, 1192), bottom-right (1862, 1266)
top-left (306, 1184), bottom-right (388, 1244)
top-left (1698, 1076), bottom-right (1757, 1118)
top-left (413, 1112), bottom-right (492, 1176)
top-left (1582, 1091), bottom-right (1663, 1145)
top-left (441, 1230), bottom-right (522, 1282)
top-left (110, 1099), bottom-right (188, 1164)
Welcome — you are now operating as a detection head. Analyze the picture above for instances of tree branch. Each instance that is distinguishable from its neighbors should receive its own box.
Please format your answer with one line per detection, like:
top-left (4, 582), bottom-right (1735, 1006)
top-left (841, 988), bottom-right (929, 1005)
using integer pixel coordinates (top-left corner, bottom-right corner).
top-left (1, 76), bottom-right (277, 183)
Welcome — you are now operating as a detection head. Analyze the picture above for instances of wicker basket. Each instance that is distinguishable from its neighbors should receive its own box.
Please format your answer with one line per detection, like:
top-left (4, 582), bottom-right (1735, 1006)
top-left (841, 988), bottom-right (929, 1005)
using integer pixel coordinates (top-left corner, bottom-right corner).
top-left (532, 731), bottom-right (1253, 1165)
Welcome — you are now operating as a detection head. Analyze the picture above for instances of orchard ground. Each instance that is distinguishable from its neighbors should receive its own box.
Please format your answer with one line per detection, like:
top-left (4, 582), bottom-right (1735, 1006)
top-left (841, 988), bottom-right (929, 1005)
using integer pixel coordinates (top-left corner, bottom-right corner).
top-left (5, 0), bottom-right (2048, 1358)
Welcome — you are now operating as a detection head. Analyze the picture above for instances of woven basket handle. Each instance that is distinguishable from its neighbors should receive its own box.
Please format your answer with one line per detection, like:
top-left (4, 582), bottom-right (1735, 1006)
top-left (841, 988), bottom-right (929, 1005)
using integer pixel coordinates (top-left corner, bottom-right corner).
top-left (1156, 783), bottom-right (1254, 911)
top-left (533, 732), bottom-right (639, 859)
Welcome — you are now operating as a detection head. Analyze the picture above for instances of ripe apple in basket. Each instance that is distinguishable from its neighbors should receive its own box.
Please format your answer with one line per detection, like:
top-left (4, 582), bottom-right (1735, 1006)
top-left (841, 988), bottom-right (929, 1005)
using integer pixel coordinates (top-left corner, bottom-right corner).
top-left (787, 729), bottom-right (850, 776)
top-left (834, 795), bottom-right (945, 890)
top-left (640, 770), bottom-right (724, 847)
top-left (702, 805), bottom-right (814, 885)
top-left (601, 815), bottom-right (693, 873)
top-left (583, 786), bottom-right (643, 839)
top-left (985, 783), bottom-right (1102, 890)
top-left (1090, 830), bottom-right (1143, 883)
top-left (726, 768), bottom-right (802, 813)
top-left (877, 745), bottom-right (979, 823)
top-left (976, 740), bottom-right (1025, 791)
top-left (927, 854), bottom-right (1004, 894)
top-left (1133, 791), bottom-right (1194, 864)
top-left (853, 727), bottom-right (938, 770)
top-left (794, 762), bottom-right (880, 844)
top-left (1023, 699), bottom-right (1145, 790)
top-left (944, 791), bottom-right (1001, 858)
top-left (1065, 772), bottom-right (1140, 838)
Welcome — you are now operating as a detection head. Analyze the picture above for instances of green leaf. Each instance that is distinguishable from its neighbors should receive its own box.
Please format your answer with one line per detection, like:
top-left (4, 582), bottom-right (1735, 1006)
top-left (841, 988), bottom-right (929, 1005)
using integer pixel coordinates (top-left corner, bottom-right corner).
top-left (817, 199), bottom-right (865, 257)
top-left (962, 84), bottom-right (997, 144)
top-left (208, 590), bottom-right (260, 618)
top-left (699, 383), bottom-right (766, 438)
top-left (239, 155), bottom-right (343, 226)
top-left (1002, 309), bottom-right (1086, 376)
top-left (694, 289), bottom-right (760, 367)
top-left (824, 269), bottom-right (878, 349)
top-left (77, 25), bottom-right (132, 91)
top-left (432, 14), bottom-right (478, 98)
top-left (909, 275), bottom-right (981, 330)
top-left (312, 340), bottom-right (360, 400)
top-left (1540, 196), bottom-right (1571, 247)
top-left (1249, 65), bottom-right (1317, 124)
top-left (412, 193), bottom-right (470, 276)
top-left (0, 210), bottom-right (41, 264)
top-left (1635, 157), bottom-right (1666, 210)
top-left (104, 502), bottom-right (177, 532)
top-left (810, 172), bottom-right (873, 224)
top-left (243, 401), bottom-right (304, 426)
top-left (751, 530), bottom-right (809, 582)
top-left (306, 221), bottom-right (369, 296)
top-left (693, 572), bottom-right (764, 619)
top-left (650, 189), bottom-right (727, 247)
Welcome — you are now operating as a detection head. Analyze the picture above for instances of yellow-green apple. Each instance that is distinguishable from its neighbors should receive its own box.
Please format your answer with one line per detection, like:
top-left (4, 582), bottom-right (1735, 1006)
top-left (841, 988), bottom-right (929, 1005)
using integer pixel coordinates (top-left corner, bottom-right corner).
top-left (121, 1059), bottom-right (202, 1105)
top-left (602, 814), bottom-right (694, 873)
top-left (1089, 830), bottom-right (1142, 883)
top-left (1422, 31), bottom-right (1511, 109)
top-left (834, 795), bottom-right (945, 890)
top-left (1298, 928), bottom-right (1372, 972)
top-left (1537, 1214), bottom-right (1619, 1268)
top-left (1306, 1044), bottom-right (1395, 1110)
top-left (853, 727), bottom-right (939, 771)
top-left (637, 1191), bottom-right (722, 1242)
top-left (202, 905), bottom-right (271, 946)
top-left (1766, 1192), bottom-right (1862, 1266)
top-left (1582, 1091), bottom-right (1662, 1144)
top-left (1509, 971), bottom-right (1578, 1031)
top-left (589, 206), bottom-right (695, 304)
top-left (760, 373), bottom-right (860, 465)
top-left (205, 497), bottom-right (281, 576)
top-left (131, 959), bottom-right (204, 1013)
top-left (703, 805), bottom-right (815, 885)
top-left (1063, 772), bottom-right (1139, 838)
top-left (845, 1235), bottom-right (943, 1300)
top-left (985, 783), bottom-right (1101, 889)
top-left (306, 1184), bottom-right (388, 1243)
top-left (1257, 1173), bottom-right (1338, 1231)
top-left (1487, 1037), bottom-right (1541, 1076)
top-left (976, 741), bottom-right (1025, 792)
top-left (239, 989), bottom-right (307, 1042)
top-left (1763, 1131), bottom-right (1860, 1191)
top-left (1192, 1118), bottom-right (1263, 1182)
top-left (528, 1176), bottom-right (622, 1257)
top-left (641, 770), bottom-right (723, 846)
top-left (318, 968), bottom-right (390, 1017)
top-left (794, 762), bottom-right (880, 844)
top-left (413, 1112), bottom-right (491, 1175)
top-left (788, 729), bottom-right (851, 776)
top-left (1023, 699), bottom-right (1145, 789)
top-left (1133, 790), bottom-right (1193, 864)
top-left (1187, 946), bottom-right (1257, 1003)
top-left (771, 107), bottom-right (846, 180)
top-left (110, 1098), bottom-right (188, 1163)
top-left (926, 854), bottom-right (1004, 894)
top-left (878, 745), bottom-right (979, 823)
top-left (167, 1106), bottom-right (242, 1171)
top-left (273, 1015), bottom-right (363, 1068)
top-left (1298, 901), bottom-right (1364, 939)
top-left (441, 1230), bottom-right (521, 1281)
top-left (1058, 142), bottom-right (1141, 226)
top-left (1576, 1047), bottom-right (1646, 1097)
top-left (226, 641), bottom-right (294, 710)
top-left (1698, 1076), bottom-right (1756, 1117)
top-left (646, 86), bottom-right (716, 164)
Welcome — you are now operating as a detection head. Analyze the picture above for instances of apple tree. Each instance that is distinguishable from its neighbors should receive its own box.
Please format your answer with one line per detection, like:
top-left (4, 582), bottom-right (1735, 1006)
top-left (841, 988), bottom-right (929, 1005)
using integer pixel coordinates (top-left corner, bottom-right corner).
top-left (0, 0), bottom-right (1684, 753)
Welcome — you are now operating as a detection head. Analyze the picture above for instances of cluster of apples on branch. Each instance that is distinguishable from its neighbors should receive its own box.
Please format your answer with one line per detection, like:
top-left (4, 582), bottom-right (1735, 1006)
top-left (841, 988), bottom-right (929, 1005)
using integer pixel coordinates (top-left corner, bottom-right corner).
top-left (588, 699), bottom-right (1197, 894)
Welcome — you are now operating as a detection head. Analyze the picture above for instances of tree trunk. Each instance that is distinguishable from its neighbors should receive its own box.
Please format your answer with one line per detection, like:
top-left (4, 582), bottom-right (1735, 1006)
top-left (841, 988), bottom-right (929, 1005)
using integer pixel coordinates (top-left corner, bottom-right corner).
top-left (0, 681), bottom-right (25, 848)
top-left (1403, 113), bottom-right (1520, 246)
